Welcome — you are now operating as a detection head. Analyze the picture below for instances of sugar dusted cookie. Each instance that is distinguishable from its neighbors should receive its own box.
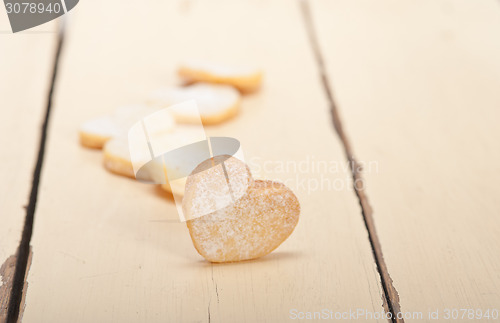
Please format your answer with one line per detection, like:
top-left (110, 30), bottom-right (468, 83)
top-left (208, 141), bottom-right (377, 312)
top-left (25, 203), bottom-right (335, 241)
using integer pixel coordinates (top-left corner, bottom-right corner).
top-left (149, 83), bottom-right (241, 125)
top-left (184, 156), bottom-right (300, 263)
top-left (102, 136), bottom-right (136, 179)
top-left (178, 61), bottom-right (262, 93)
top-left (102, 135), bottom-right (167, 183)
top-left (79, 105), bottom-right (169, 149)
top-left (79, 116), bottom-right (119, 149)
top-left (103, 125), bottom-right (204, 194)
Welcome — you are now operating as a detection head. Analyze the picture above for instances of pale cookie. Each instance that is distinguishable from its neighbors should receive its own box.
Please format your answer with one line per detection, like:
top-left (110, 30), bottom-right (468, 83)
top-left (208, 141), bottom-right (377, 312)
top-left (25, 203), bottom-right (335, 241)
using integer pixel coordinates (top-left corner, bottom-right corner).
top-left (102, 135), bottom-right (165, 183)
top-left (178, 61), bottom-right (262, 93)
top-left (149, 83), bottom-right (241, 125)
top-left (103, 126), bottom-right (204, 194)
top-left (184, 156), bottom-right (300, 263)
top-left (79, 105), bottom-right (169, 149)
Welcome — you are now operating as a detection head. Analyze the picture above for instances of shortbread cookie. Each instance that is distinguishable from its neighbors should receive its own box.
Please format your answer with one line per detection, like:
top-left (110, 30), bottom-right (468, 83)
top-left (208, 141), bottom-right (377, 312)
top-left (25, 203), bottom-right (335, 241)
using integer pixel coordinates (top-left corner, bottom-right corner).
top-left (103, 136), bottom-right (185, 194)
top-left (184, 156), bottom-right (300, 263)
top-left (149, 83), bottom-right (241, 125)
top-left (103, 125), bottom-right (204, 194)
top-left (178, 61), bottom-right (262, 93)
top-left (79, 105), bottom-right (169, 149)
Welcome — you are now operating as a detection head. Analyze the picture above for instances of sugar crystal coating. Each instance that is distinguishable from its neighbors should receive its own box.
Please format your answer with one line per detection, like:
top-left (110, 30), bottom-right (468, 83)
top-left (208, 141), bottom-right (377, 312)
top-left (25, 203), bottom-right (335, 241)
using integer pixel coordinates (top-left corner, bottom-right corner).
top-left (183, 155), bottom-right (252, 221)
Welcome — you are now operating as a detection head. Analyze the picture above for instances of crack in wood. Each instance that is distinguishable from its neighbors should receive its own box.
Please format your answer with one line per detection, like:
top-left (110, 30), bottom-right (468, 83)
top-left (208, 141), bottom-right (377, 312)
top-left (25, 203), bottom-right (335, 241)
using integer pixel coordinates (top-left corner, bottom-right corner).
top-left (5, 24), bottom-right (65, 323)
top-left (298, 1), bottom-right (404, 322)
top-left (210, 265), bottom-right (219, 304)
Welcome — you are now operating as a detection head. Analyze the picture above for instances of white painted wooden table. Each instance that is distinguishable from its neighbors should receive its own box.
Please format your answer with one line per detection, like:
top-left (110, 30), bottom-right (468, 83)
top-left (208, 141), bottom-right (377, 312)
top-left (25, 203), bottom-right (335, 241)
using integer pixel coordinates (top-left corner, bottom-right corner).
top-left (1, 1), bottom-right (499, 322)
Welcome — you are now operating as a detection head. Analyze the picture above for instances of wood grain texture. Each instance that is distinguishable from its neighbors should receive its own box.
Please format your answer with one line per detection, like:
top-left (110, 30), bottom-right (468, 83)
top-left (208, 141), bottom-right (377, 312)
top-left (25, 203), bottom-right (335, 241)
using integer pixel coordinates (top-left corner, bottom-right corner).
top-left (311, 0), bottom-right (500, 319)
top-left (0, 15), bottom-right (56, 321)
top-left (22, 1), bottom-right (385, 322)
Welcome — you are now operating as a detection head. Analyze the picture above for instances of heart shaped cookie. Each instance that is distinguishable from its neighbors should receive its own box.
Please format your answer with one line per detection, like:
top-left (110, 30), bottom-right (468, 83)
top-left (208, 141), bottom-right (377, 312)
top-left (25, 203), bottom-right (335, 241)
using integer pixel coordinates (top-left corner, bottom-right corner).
top-left (103, 125), bottom-right (203, 194)
top-left (178, 61), bottom-right (263, 93)
top-left (149, 83), bottom-right (241, 125)
top-left (184, 156), bottom-right (300, 262)
top-left (79, 105), bottom-right (169, 149)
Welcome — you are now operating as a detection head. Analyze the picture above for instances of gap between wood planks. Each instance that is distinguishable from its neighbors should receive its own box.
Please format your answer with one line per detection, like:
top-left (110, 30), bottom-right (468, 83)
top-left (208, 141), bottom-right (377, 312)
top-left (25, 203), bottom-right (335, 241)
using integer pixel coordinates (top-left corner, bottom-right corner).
top-left (298, 1), bottom-right (404, 323)
top-left (5, 24), bottom-right (66, 323)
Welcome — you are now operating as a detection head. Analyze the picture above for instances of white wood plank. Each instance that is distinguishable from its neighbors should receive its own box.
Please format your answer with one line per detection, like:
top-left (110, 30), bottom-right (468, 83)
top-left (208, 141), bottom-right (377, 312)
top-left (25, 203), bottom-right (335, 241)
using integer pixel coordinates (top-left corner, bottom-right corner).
top-left (0, 14), bottom-right (57, 320)
top-left (311, 0), bottom-right (500, 319)
top-left (23, 1), bottom-right (386, 322)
